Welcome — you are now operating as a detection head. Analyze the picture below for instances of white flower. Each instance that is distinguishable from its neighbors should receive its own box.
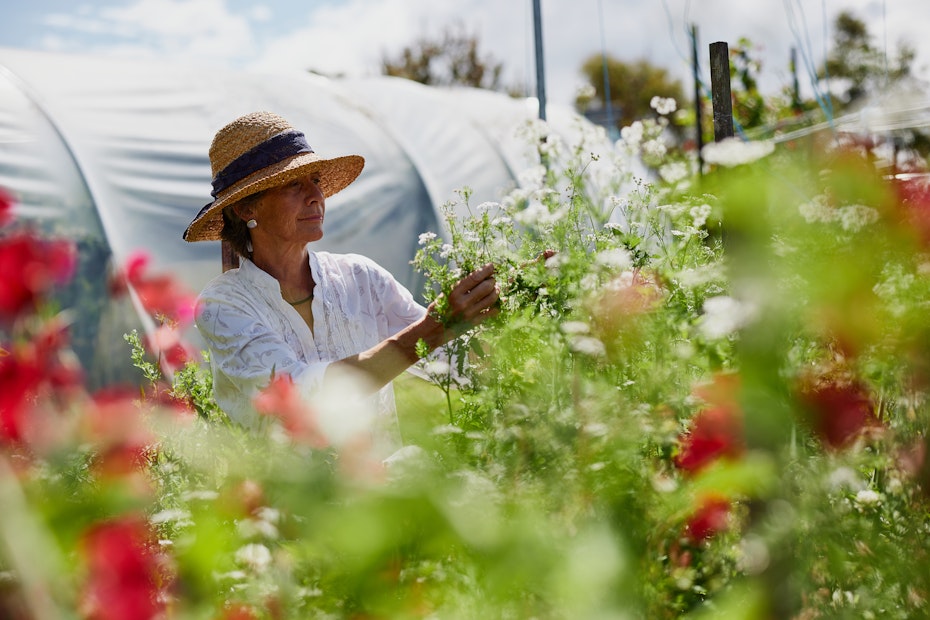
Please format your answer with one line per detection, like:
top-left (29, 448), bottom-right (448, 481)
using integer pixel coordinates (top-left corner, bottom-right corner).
top-left (650, 96), bottom-right (677, 115)
top-left (837, 204), bottom-right (879, 232)
top-left (690, 203), bottom-right (712, 228)
top-left (642, 139), bottom-right (667, 160)
top-left (150, 509), bottom-right (191, 526)
top-left (235, 543), bottom-right (272, 572)
top-left (798, 194), bottom-right (835, 223)
top-left (659, 161), bottom-right (689, 184)
top-left (560, 321), bottom-right (590, 335)
top-left (576, 83), bottom-right (597, 100)
top-left (476, 201), bottom-right (500, 214)
top-left (620, 121), bottom-right (644, 147)
top-left (423, 360), bottom-right (451, 376)
top-left (439, 243), bottom-right (454, 258)
top-left (827, 467), bottom-right (866, 492)
top-left (418, 232), bottom-right (437, 245)
top-left (568, 335), bottom-right (606, 357)
top-left (702, 137), bottom-right (774, 167)
top-left (697, 295), bottom-right (758, 339)
top-left (491, 216), bottom-right (512, 227)
top-left (595, 248), bottom-right (633, 270)
top-left (855, 489), bottom-right (882, 506)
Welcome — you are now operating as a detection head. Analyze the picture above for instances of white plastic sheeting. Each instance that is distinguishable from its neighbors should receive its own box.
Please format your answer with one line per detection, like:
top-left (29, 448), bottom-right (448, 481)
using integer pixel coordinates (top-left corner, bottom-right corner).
top-left (0, 47), bottom-right (607, 384)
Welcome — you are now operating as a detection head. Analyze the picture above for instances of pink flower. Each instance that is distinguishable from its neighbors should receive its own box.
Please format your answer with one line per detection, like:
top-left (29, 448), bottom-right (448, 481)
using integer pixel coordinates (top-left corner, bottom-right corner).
top-left (146, 324), bottom-right (197, 373)
top-left (0, 232), bottom-right (76, 324)
top-left (110, 251), bottom-right (197, 325)
top-left (253, 374), bottom-right (329, 448)
top-left (80, 516), bottom-right (165, 620)
top-left (82, 387), bottom-right (156, 478)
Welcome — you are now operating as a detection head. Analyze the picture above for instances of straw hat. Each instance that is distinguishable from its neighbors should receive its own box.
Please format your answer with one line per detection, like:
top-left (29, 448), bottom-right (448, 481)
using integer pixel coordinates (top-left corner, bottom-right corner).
top-left (183, 111), bottom-right (365, 242)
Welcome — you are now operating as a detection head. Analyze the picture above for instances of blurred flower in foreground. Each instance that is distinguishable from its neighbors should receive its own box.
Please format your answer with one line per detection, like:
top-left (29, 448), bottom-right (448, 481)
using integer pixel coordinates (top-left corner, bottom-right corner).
top-left (253, 374), bottom-right (329, 449)
top-left (675, 373), bottom-right (744, 474)
top-left (81, 387), bottom-right (157, 479)
top-left (80, 515), bottom-right (165, 620)
top-left (0, 318), bottom-right (83, 448)
top-left (146, 324), bottom-right (198, 373)
top-left (0, 186), bottom-right (15, 227)
top-left (702, 137), bottom-right (774, 167)
top-left (685, 494), bottom-right (732, 542)
top-left (893, 174), bottom-right (930, 247)
top-left (589, 269), bottom-right (663, 352)
top-left (0, 231), bottom-right (76, 324)
top-left (797, 366), bottom-right (881, 450)
top-left (110, 250), bottom-right (197, 325)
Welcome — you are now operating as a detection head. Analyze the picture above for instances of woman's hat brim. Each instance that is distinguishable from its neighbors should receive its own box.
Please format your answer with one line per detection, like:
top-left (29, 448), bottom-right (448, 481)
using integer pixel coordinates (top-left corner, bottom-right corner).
top-left (183, 152), bottom-right (364, 242)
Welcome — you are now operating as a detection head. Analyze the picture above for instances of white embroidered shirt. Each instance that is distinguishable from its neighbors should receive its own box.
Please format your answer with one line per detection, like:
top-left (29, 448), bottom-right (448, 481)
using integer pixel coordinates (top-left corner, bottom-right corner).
top-left (195, 250), bottom-right (427, 454)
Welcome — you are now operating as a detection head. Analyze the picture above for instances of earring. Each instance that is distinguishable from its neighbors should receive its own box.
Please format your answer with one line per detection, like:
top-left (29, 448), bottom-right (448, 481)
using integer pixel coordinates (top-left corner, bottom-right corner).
top-left (246, 240), bottom-right (253, 253)
top-left (246, 219), bottom-right (258, 229)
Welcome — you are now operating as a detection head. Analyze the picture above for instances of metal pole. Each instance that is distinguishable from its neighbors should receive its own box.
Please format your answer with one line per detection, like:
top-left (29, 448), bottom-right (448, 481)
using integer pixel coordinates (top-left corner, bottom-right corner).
top-left (532, 0), bottom-right (547, 121)
top-left (598, 0), bottom-right (617, 139)
top-left (691, 24), bottom-right (704, 175)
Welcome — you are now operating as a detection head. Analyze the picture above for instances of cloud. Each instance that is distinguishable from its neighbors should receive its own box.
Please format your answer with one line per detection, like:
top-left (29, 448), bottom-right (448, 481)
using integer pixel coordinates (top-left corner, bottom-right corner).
top-left (19, 0), bottom-right (930, 108)
top-left (40, 0), bottom-right (259, 63)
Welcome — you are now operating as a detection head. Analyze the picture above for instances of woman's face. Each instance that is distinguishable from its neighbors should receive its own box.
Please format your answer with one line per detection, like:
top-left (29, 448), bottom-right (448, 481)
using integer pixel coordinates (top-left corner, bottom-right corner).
top-left (251, 173), bottom-right (326, 245)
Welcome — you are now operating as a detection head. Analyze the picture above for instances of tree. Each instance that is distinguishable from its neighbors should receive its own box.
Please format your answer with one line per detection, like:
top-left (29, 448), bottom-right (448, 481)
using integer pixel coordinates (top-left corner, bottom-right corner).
top-left (575, 55), bottom-right (684, 132)
top-left (821, 10), bottom-right (915, 106)
top-left (381, 24), bottom-right (505, 91)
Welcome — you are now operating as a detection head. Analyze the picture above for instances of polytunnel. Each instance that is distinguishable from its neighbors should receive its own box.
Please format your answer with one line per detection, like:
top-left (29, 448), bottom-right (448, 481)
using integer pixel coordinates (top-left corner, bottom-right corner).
top-left (0, 47), bottom-right (611, 386)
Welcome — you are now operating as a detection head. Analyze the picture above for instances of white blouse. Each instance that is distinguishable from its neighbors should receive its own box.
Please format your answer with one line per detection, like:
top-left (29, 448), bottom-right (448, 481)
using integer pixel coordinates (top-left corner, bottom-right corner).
top-left (195, 250), bottom-right (428, 455)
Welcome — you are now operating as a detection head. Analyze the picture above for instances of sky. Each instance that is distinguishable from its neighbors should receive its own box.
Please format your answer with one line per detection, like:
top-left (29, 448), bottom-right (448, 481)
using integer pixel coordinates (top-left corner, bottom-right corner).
top-left (0, 0), bottom-right (928, 110)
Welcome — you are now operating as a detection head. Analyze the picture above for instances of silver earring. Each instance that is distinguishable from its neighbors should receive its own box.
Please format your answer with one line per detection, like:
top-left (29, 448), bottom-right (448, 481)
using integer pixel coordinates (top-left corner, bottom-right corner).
top-left (247, 219), bottom-right (258, 229)
top-left (246, 240), bottom-right (253, 253)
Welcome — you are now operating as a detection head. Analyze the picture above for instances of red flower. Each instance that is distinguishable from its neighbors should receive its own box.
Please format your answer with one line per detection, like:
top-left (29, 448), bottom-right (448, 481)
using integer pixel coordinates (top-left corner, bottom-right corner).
top-left (798, 372), bottom-right (880, 449)
top-left (0, 232), bottom-right (76, 323)
top-left (894, 174), bottom-right (930, 247)
top-left (253, 374), bottom-right (329, 448)
top-left (675, 374), bottom-right (744, 474)
top-left (685, 495), bottom-right (731, 541)
top-left (0, 187), bottom-right (15, 227)
top-left (0, 319), bottom-right (83, 446)
top-left (220, 603), bottom-right (261, 620)
top-left (80, 516), bottom-right (165, 620)
top-left (0, 350), bottom-right (43, 444)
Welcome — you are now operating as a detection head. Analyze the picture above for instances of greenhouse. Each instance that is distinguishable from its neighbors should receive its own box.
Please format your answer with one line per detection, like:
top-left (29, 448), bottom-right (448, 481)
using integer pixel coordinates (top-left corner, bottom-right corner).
top-left (0, 47), bottom-right (606, 386)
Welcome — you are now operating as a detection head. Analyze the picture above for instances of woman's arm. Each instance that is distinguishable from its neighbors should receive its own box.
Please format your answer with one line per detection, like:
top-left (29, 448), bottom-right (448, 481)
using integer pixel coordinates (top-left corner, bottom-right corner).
top-left (326, 263), bottom-right (499, 390)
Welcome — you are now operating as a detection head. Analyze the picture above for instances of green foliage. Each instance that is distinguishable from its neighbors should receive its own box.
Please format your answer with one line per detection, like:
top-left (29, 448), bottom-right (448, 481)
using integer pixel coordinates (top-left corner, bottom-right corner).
top-left (822, 10), bottom-right (915, 106)
top-left (381, 23), bottom-right (506, 92)
top-left (575, 54), bottom-right (685, 132)
top-left (7, 110), bottom-right (930, 619)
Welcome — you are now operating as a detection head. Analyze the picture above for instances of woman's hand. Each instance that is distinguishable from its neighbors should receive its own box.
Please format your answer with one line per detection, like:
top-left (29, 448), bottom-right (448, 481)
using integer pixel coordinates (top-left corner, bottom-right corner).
top-left (440, 263), bottom-right (500, 332)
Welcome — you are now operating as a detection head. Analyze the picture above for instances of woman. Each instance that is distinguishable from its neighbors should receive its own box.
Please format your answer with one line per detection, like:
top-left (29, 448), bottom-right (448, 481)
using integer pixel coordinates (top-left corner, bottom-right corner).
top-left (183, 111), bottom-right (499, 455)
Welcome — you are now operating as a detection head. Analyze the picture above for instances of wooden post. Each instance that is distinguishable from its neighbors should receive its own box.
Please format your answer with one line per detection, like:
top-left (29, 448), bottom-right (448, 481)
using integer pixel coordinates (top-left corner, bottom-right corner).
top-left (691, 24), bottom-right (704, 175)
top-left (222, 240), bottom-right (239, 272)
top-left (709, 41), bottom-right (734, 141)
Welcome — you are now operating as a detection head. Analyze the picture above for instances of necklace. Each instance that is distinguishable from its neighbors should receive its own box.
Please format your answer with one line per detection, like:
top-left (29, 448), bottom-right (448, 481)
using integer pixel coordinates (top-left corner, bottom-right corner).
top-left (286, 292), bottom-right (314, 306)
